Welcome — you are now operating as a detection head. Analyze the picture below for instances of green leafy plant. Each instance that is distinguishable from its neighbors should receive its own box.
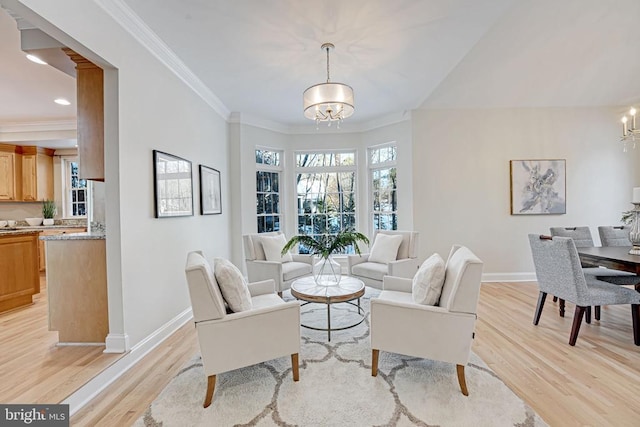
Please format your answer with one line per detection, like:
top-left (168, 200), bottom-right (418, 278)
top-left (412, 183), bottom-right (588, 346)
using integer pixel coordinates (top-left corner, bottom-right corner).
top-left (42, 199), bottom-right (56, 219)
top-left (281, 229), bottom-right (370, 259)
top-left (622, 210), bottom-right (634, 225)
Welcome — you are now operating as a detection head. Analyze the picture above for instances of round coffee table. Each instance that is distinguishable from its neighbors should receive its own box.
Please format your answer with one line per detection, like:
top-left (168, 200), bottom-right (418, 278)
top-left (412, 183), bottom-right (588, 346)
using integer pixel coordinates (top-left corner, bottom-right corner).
top-left (290, 276), bottom-right (366, 341)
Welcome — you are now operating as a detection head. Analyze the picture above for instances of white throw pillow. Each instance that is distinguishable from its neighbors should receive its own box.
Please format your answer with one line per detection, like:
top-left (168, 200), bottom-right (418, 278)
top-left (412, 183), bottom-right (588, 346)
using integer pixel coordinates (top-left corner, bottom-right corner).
top-left (369, 233), bottom-right (403, 264)
top-left (412, 253), bottom-right (446, 306)
top-left (261, 234), bottom-right (293, 263)
top-left (213, 258), bottom-right (252, 312)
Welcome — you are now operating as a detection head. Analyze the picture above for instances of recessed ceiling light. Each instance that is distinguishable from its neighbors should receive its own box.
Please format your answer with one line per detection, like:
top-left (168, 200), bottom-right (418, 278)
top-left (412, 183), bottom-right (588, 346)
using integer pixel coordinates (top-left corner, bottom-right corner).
top-left (54, 98), bottom-right (71, 106)
top-left (26, 54), bottom-right (47, 65)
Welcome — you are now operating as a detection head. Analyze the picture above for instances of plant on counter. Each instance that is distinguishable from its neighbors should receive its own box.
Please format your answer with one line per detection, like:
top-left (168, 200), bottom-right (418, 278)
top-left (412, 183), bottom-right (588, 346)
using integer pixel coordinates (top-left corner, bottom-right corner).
top-left (42, 199), bottom-right (57, 219)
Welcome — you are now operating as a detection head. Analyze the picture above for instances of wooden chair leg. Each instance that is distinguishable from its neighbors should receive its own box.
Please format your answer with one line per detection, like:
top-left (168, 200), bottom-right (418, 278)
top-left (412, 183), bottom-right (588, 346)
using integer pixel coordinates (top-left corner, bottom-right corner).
top-left (371, 349), bottom-right (379, 377)
top-left (553, 296), bottom-right (558, 302)
top-left (456, 364), bottom-right (469, 396)
top-left (595, 306), bottom-right (601, 321)
top-left (533, 292), bottom-right (547, 325)
top-left (569, 306), bottom-right (586, 346)
top-left (203, 375), bottom-right (216, 408)
top-left (585, 306), bottom-right (591, 324)
top-left (291, 353), bottom-right (299, 381)
top-left (559, 299), bottom-right (565, 317)
top-left (632, 304), bottom-right (640, 346)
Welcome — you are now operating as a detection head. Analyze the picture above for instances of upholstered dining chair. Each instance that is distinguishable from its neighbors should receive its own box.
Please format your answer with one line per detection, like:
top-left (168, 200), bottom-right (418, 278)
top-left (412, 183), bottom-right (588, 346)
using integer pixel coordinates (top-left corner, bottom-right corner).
top-left (598, 225), bottom-right (632, 247)
top-left (528, 235), bottom-right (640, 346)
top-left (184, 251), bottom-right (301, 407)
top-left (347, 230), bottom-right (419, 290)
top-left (243, 231), bottom-right (313, 296)
top-left (370, 245), bottom-right (483, 396)
top-left (549, 226), bottom-right (640, 319)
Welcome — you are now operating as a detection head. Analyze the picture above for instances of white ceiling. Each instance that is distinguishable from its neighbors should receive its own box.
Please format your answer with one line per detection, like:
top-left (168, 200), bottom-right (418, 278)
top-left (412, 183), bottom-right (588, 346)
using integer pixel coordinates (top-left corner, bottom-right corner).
top-left (1, 0), bottom-right (639, 137)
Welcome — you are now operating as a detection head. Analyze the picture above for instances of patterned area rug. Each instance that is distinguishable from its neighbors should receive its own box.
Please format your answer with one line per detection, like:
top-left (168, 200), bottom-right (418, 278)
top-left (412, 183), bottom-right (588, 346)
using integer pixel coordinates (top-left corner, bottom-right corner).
top-left (135, 289), bottom-right (547, 427)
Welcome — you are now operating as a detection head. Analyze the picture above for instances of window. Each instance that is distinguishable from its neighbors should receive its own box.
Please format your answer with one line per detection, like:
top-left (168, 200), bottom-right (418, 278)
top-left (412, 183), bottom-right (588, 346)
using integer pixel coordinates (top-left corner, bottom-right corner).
top-left (296, 151), bottom-right (357, 254)
top-left (62, 158), bottom-right (87, 217)
top-left (256, 148), bottom-right (282, 233)
top-left (370, 144), bottom-right (397, 231)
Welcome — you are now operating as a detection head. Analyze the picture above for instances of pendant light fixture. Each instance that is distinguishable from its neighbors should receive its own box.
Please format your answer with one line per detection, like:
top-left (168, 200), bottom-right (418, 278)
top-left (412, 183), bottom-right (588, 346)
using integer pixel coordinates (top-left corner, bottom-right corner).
top-left (303, 43), bottom-right (354, 128)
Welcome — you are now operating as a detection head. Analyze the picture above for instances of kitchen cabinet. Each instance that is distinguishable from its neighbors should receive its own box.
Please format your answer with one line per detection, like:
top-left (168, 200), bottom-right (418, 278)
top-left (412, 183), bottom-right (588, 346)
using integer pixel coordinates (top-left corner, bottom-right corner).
top-left (63, 48), bottom-right (104, 181)
top-left (0, 151), bottom-right (17, 200)
top-left (0, 231), bottom-right (39, 313)
top-left (46, 238), bottom-right (107, 343)
top-left (38, 227), bottom-right (87, 271)
top-left (21, 147), bottom-right (54, 201)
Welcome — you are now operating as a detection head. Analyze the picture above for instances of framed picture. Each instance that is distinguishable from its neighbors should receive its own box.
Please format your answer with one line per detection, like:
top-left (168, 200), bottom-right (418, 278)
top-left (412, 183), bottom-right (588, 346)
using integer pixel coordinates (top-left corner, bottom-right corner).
top-left (199, 164), bottom-right (222, 215)
top-left (153, 150), bottom-right (194, 218)
top-left (510, 159), bottom-right (566, 215)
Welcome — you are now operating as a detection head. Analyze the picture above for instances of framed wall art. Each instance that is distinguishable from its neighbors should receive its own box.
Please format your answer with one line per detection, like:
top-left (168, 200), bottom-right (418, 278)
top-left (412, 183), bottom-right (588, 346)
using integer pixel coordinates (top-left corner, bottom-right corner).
top-left (510, 159), bottom-right (566, 215)
top-left (153, 150), bottom-right (194, 218)
top-left (199, 164), bottom-right (222, 215)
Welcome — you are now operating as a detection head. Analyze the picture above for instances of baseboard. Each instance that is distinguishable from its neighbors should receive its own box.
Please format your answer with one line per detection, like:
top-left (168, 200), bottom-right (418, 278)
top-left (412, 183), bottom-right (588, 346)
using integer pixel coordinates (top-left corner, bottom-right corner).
top-left (482, 272), bottom-right (536, 282)
top-left (63, 307), bottom-right (194, 417)
top-left (104, 333), bottom-right (130, 353)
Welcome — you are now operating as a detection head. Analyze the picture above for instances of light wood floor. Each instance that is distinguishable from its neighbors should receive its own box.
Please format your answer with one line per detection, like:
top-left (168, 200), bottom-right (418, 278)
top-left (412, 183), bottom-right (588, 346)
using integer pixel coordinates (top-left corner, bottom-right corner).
top-left (0, 274), bottom-right (122, 404)
top-left (7, 281), bottom-right (639, 426)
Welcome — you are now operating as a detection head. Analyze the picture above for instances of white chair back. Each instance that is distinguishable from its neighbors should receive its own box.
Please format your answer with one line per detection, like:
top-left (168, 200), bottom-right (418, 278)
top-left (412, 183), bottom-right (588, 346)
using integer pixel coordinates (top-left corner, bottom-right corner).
top-left (243, 231), bottom-right (283, 261)
top-left (373, 230), bottom-right (418, 259)
top-left (439, 246), bottom-right (483, 313)
top-left (185, 251), bottom-right (227, 322)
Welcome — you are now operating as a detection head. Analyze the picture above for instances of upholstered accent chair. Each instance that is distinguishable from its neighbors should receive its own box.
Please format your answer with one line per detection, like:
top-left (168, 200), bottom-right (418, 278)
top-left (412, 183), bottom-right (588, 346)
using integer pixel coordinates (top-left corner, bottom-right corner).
top-left (347, 230), bottom-right (419, 290)
top-left (370, 245), bottom-right (484, 396)
top-left (528, 235), bottom-right (640, 346)
top-left (184, 251), bottom-right (301, 407)
top-left (598, 225), bottom-right (632, 247)
top-left (243, 231), bottom-right (313, 296)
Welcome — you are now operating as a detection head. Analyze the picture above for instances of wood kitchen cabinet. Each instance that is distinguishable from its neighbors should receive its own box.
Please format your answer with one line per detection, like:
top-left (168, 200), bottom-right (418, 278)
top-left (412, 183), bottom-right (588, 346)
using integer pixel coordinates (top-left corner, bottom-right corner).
top-left (0, 151), bottom-right (18, 200)
top-left (63, 48), bottom-right (104, 181)
top-left (38, 227), bottom-right (87, 271)
top-left (0, 231), bottom-right (39, 313)
top-left (21, 147), bottom-right (54, 201)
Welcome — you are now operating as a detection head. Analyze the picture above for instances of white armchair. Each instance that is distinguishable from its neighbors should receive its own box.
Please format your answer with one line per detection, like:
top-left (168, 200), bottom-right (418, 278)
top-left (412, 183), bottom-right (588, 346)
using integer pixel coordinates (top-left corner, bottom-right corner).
top-left (243, 231), bottom-right (313, 296)
top-left (185, 251), bottom-right (301, 407)
top-left (370, 245), bottom-right (483, 395)
top-left (347, 230), bottom-right (419, 289)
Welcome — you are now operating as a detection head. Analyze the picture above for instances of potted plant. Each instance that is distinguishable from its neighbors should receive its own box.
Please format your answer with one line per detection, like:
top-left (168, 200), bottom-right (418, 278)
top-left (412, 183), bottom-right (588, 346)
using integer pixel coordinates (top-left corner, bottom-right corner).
top-left (42, 199), bottom-right (56, 226)
top-left (282, 229), bottom-right (369, 286)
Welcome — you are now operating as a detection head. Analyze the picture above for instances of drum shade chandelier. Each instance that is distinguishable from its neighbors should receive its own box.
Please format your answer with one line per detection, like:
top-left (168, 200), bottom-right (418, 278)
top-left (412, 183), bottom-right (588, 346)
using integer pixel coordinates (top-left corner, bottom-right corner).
top-left (303, 43), bottom-right (354, 128)
top-left (620, 106), bottom-right (640, 151)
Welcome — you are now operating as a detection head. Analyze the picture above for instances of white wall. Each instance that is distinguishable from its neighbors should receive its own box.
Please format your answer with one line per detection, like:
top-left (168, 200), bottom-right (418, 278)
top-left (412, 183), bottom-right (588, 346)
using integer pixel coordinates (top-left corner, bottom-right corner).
top-left (411, 107), bottom-right (636, 280)
top-left (8, 0), bottom-right (231, 347)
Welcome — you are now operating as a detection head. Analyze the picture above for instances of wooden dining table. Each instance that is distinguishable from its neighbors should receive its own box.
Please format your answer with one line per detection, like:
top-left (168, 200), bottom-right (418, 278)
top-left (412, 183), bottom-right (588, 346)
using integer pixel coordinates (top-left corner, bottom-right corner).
top-left (577, 246), bottom-right (640, 275)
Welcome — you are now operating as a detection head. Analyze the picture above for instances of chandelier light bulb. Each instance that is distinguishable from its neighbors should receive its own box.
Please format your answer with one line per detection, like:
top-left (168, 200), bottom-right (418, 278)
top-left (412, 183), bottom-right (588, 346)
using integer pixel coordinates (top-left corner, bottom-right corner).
top-left (622, 116), bottom-right (628, 124)
top-left (630, 108), bottom-right (636, 116)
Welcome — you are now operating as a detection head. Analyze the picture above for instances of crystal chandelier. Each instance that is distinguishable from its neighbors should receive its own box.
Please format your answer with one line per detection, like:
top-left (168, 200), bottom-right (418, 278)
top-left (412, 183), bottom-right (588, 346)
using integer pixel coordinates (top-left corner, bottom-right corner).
top-left (620, 106), bottom-right (639, 151)
top-left (303, 43), bottom-right (354, 128)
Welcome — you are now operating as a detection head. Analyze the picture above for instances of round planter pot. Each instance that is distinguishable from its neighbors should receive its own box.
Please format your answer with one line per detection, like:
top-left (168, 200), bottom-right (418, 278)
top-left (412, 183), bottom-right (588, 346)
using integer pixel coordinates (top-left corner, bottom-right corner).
top-left (43, 218), bottom-right (55, 226)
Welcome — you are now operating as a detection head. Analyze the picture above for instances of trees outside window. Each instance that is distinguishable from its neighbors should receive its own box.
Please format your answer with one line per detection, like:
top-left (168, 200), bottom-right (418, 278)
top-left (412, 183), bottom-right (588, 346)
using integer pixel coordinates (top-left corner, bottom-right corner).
top-left (256, 148), bottom-right (282, 233)
top-left (369, 144), bottom-right (397, 231)
top-left (295, 151), bottom-right (357, 254)
top-left (63, 158), bottom-right (87, 217)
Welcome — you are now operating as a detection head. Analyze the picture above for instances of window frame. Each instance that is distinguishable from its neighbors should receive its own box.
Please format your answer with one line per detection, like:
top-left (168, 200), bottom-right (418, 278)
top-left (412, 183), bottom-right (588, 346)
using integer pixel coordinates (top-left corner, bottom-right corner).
top-left (61, 156), bottom-right (89, 219)
top-left (294, 149), bottom-right (358, 254)
top-left (255, 147), bottom-right (284, 234)
top-left (368, 142), bottom-right (398, 233)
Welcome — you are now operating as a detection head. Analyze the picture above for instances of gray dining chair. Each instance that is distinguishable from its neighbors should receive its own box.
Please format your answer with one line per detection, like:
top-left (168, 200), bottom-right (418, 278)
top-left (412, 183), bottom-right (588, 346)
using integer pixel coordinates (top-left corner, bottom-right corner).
top-left (528, 234), bottom-right (640, 346)
top-left (549, 226), bottom-right (640, 318)
top-left (598, 225), bottom-right (632, 247)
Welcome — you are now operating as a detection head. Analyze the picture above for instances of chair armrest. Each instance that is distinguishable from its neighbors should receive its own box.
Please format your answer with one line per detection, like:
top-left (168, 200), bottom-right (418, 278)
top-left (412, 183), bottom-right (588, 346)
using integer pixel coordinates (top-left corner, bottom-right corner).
top-left (292, 254), bottom-right (314, 265)
top-left (347, 253), bottom-right (370, 272)
top-left (382, 276), bottom-right (413, 293)
top-left (388, 258), bottom-right (420, 279)
top-left (245, 260), bottom-right (283, 283)
top-left (247, 279), bottom-right (276, 297)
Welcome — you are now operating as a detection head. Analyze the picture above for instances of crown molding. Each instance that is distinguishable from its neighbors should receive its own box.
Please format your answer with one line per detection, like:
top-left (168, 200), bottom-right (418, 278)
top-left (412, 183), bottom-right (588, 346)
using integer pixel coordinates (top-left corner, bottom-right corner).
top-left (0, 119), bottom-right (76, 133)
top-left (93, 0), bottom-right (230, 121)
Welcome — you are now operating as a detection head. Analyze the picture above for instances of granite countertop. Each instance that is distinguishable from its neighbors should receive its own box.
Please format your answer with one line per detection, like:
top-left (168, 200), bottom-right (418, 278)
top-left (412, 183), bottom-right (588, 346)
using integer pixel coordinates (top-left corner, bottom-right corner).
top-left (40, 231), bottom-right (105, 241)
